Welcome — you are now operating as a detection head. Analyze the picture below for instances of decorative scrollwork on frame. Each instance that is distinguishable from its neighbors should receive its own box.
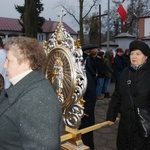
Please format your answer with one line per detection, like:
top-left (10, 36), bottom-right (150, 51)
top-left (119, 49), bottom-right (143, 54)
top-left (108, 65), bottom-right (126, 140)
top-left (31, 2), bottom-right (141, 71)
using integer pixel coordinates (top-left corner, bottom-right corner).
top-left (44, 23), bottom-right (87, 128)
top-left (63, 104), bottom-right (84, 128)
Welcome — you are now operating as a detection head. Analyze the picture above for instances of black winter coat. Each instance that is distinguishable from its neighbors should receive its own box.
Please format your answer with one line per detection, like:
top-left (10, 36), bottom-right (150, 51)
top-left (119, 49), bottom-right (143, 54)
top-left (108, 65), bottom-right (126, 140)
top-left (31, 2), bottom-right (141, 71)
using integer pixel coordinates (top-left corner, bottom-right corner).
top-left (106, 59), bottom-right (150, 150)
top-left (103, 51), bottom-right (114, 79)
top-left (85, 56), bottom-right (98, 82)
top-left (79, 70), bottom-right (96, 150)
top-left (114, 54), bottom-right (124, 81)
top-left (122, 54), bottom-right (130, 68)
top-left (96, 57), bottom-right (107, 78)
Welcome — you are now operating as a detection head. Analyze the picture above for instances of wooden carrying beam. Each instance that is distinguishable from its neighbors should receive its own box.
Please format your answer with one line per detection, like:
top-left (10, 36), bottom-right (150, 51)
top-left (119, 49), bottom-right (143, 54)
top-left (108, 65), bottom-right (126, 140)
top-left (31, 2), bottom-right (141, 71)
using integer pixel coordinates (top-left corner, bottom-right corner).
top-left (61, 118), bottom-right (119, 142)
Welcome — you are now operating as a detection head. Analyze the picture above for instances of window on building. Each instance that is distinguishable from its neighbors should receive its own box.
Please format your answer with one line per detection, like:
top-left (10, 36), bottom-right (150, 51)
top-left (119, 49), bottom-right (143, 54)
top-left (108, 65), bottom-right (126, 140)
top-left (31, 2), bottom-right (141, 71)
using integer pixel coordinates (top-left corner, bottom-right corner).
top-left (39, 34), bottom-right (44, 42)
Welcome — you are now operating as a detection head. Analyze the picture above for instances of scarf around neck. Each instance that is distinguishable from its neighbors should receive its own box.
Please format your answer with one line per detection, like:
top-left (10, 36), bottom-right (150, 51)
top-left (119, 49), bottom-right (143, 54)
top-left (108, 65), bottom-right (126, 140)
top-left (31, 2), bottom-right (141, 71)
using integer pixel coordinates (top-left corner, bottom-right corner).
top-left (130, 60), bottom-right (147, 70)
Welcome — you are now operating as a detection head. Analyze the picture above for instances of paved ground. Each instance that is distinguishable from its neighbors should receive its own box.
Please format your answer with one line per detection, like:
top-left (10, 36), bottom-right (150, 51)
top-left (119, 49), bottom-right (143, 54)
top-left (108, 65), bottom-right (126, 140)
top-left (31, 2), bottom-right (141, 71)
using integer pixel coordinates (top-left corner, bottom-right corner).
top-left (94, 82), bottom-right (119, 150)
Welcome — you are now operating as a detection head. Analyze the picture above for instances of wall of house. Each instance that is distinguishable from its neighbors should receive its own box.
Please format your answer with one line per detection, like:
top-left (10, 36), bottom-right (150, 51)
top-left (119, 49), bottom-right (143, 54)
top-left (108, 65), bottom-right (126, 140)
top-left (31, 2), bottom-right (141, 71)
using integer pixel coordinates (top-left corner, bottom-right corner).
top-left (144, 18), bottom-right (150, 37)
top-left (115, 37), bottom-right (135, 51)
top-left (139, 18), bottom-right (144, 39)
top-left (139, 17), bottom-right (150, 39)
top-left (0, 31), bottom-right (23, 44)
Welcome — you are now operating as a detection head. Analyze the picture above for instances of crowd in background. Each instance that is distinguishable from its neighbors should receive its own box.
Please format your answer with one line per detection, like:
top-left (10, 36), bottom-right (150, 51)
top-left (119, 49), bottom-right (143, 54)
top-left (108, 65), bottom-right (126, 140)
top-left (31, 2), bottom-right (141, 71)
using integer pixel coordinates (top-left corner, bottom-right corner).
top-left (81, 40), bottom-right (150, 150)
top-left (80, 44), bottom-right (131, 149)
top-left (83, 45), bottom-right (130, 100)
top-left (1, 35), bottom-right (148, 150)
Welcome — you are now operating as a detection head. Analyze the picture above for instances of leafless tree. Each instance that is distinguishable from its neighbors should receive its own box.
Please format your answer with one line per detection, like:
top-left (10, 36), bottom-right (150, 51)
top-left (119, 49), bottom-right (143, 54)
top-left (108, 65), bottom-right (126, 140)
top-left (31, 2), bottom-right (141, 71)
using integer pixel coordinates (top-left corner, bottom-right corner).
top-left (110, 0), bottom-right (150, 37)
top-left (57, 0), bottom-right (101, 46)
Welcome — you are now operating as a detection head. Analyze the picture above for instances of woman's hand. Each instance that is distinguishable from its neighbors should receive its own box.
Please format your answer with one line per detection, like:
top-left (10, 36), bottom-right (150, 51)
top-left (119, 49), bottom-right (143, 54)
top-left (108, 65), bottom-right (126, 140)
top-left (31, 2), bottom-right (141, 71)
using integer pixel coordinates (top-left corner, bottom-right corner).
top-left (108, 121), bottom-right (115, 125)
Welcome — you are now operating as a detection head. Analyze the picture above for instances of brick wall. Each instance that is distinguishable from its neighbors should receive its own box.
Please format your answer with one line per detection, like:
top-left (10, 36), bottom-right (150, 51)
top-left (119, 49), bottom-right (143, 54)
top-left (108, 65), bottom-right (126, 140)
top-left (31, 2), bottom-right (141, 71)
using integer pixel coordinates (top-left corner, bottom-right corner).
top-left (138, 18), bottom-right (144, 39)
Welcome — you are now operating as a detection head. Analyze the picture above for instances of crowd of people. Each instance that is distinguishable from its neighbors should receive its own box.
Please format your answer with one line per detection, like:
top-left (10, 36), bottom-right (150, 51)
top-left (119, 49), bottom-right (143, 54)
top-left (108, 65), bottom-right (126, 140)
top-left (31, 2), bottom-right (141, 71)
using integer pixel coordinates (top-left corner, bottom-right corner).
top-left (81, 40), bottom-right (150, 150)
top-left (82, 44), bottom-right (130, 101)
top-left (1, 35), bottom-right (150, 150)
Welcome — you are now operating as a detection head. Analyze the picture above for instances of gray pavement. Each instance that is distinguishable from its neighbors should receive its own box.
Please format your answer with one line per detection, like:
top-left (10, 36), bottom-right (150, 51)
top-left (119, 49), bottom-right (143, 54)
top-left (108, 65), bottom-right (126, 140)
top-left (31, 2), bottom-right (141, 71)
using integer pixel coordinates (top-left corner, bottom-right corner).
top-left (94, 82), bottom-right (119, 150)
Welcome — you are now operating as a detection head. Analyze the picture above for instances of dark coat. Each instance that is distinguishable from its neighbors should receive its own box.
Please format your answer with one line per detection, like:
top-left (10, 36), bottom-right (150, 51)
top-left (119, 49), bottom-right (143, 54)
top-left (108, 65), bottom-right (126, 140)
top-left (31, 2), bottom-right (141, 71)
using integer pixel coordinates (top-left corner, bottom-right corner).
top-left (122, 54), bottom-right (130, 68)
top-left (85, 56), bottom-right (98, 83)
top-left (103, 51), bottom-right (114, 79)
top-left (96, 57), bottom-right (107, 78)
top-left (114, 54), bottom-right (124, 81)
top-left (106, 59), bottom-right (150, 150)
top-left (0, 70), bottom-right (62, 150)
top-left (82, 71), bottom-right (96, 118)
top-left (79, 70), bottom-right (96, 150)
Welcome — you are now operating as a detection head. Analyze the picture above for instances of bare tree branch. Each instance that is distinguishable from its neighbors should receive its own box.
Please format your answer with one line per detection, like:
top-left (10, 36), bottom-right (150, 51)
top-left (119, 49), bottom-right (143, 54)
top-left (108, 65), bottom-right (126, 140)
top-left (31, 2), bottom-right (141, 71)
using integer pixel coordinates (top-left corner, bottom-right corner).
top-left (56, 0), bottom-right (100, 46)
top-left (59, 3), bottom-right (80, 24)
top-left (82, 0), bottom-right (97, 20)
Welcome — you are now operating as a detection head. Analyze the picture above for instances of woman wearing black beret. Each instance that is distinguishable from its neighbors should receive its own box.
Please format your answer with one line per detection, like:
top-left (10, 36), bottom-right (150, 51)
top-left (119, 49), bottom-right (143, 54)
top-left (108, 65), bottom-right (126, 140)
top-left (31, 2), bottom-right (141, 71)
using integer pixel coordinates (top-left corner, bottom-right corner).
top-left (106, 40), bottom-right (150, 150)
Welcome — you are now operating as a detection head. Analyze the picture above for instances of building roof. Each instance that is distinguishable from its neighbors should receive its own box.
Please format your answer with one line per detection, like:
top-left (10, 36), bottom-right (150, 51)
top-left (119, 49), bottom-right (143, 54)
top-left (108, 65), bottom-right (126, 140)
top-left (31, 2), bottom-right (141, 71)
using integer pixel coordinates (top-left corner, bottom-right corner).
top-left (140, 11), bottom-right (150, 18)
top-left (101, 41), bottom-right (118, 47)
top-left (142, 36), bottom-right (150, 40)
top-left (0, 17), bottom-right (77, 35)
top-left (0, 17), bottom-right (21, 31)
top-left (115, 32), bottom-right (135, 38)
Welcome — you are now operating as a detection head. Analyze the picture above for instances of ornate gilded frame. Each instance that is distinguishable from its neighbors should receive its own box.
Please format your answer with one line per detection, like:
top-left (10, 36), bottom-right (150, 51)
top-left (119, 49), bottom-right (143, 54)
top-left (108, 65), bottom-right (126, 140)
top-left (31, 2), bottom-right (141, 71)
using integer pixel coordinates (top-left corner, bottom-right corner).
top-left (44, 23), bottom-right (87, 128)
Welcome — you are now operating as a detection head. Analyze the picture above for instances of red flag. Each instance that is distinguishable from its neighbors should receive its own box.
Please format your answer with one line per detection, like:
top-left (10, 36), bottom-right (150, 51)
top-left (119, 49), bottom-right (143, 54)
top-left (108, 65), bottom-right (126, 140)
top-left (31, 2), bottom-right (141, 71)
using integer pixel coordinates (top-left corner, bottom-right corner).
top-left (117, 0), bottom-right (127, 23)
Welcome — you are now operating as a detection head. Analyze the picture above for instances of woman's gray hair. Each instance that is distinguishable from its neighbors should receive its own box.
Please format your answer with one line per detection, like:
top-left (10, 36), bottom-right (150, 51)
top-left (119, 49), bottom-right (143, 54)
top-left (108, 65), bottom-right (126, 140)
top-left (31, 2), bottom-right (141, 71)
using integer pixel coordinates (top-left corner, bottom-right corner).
top-left (5, 36), bottom-right (47, 70)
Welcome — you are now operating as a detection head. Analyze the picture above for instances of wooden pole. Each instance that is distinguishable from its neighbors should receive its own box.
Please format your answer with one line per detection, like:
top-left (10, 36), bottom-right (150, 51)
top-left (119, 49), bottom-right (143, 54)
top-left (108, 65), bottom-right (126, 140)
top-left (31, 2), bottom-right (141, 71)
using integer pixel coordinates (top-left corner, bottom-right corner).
top-left (61, 118), bottom-right (119, 142)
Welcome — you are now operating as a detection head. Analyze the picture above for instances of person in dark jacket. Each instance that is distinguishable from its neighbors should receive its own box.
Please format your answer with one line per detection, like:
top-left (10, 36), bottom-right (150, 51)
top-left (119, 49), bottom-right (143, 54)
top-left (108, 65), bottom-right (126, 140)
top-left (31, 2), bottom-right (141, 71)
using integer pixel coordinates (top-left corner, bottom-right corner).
top-left (79, 70), bottom-right (97, 150)
top-left (96, 51), bottom-right (107, 99)
top-left (122, 48), bottom-right (130, 68)
top-left (79, 44), bottom-right (97, 150)
top-left (85, 47), bottom-right (98, 85)
top-left (106, 40), bottom-right (150, 150)
top-left (0, 36), bottom-right (62, 150)
top-left (102, 50), bottom-right (114, 98)
top-left (114, 48), bottom-right (124, 88)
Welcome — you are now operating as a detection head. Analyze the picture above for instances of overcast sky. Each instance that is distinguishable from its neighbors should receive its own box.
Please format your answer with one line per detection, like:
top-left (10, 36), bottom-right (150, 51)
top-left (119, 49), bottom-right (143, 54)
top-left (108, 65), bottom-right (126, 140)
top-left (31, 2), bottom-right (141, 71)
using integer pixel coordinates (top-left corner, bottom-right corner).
top-left (0, 0), bottom-right (108, 32)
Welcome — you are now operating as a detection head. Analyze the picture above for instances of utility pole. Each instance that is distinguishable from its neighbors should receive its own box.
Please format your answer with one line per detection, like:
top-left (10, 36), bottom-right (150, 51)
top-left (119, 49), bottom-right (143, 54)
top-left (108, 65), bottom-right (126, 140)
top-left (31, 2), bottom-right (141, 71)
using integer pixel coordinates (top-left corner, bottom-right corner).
top-left (93, 5), bottom-right (107, 49)
top-left (107, 0), bottom-right (110, 51)
top-left (99, 4), bottom-right (101, 49)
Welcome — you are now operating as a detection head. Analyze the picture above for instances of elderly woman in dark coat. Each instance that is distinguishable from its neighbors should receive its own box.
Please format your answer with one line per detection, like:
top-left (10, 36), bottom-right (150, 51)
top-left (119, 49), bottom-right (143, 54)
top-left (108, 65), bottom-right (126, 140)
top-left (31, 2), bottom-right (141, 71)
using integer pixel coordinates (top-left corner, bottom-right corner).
top-left (106, 40), bottom-right (150, 150)
top-left (0, 36), bottom-right (62, 150)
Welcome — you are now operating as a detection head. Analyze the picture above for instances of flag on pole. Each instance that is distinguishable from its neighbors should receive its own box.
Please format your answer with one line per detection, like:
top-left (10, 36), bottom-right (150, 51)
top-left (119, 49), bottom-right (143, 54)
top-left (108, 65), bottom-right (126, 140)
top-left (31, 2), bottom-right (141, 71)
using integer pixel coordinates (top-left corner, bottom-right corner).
top-left (117, 0), bottom-right (128, 23)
